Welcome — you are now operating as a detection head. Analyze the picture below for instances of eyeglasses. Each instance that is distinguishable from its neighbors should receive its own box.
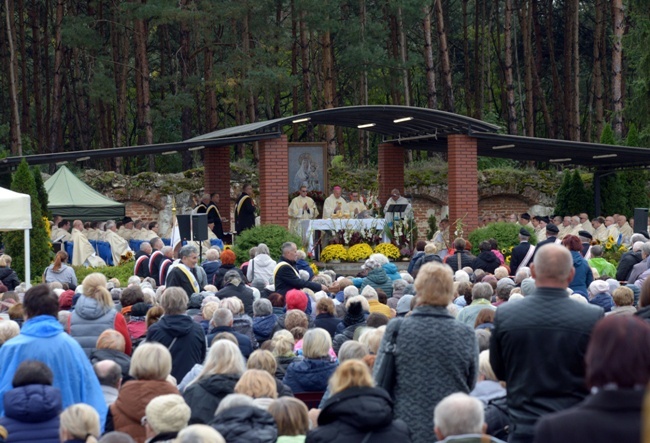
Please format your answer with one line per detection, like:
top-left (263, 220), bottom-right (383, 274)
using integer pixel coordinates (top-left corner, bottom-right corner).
top-left (141, 416), bottom-right (148, 426)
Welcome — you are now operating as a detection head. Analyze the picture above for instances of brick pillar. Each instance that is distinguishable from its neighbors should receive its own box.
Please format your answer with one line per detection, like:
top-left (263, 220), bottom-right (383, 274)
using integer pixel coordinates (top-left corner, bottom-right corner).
top-left (378, 143), bottom-right (405, 204)
top-left (204, 146), bottom-right (231, 233)
top-left (447, 134), bottom-right (478, 237)
top-left (259, 135), bottom-right (289, 227)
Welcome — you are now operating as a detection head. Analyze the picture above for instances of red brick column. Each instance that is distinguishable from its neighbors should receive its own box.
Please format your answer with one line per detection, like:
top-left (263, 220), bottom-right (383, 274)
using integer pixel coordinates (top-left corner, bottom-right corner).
top-left (204, 147), bottom-right (232, 233)
top-left (259, 135), bottom-right (289, 227)
top-left (448, 134), bottom-right (478, 236)
top-left (378, 143), bottom-right (405, 204)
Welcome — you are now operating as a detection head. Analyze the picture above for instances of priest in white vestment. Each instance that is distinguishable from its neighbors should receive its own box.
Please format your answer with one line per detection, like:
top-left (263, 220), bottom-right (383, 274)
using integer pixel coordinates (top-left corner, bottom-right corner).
top-left (70, 220), bottom-right (106, 267)
top-left (105, 220), bottom-right (132, 265)
top-left (289, 185), bottom-right (319, 236)
top-left (322, 186), bottom-right (348, 219)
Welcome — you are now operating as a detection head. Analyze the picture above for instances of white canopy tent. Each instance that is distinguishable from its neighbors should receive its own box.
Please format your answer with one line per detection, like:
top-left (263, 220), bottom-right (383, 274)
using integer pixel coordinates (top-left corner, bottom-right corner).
top-left (0, 187), bottom-right (32, 287)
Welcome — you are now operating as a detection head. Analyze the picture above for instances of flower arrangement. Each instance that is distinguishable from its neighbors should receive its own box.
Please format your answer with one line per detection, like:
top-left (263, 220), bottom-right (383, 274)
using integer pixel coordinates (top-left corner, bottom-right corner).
top-left (320, 244), bottom-right (348, 262)
top-left (309, 262), bottom-right (319, 275)
top-left (119, 250), bottom-right (134, 266)
top-left (347, 243), bottom-right (373, 262)
top-left (593, 236), bottom-right (627, 267)
top-left (374, 242), bottom-right (401, 260)
top-left (43, 217), bottom-right (51, 239)
top-left (500, 245), bottom-right (514, 265)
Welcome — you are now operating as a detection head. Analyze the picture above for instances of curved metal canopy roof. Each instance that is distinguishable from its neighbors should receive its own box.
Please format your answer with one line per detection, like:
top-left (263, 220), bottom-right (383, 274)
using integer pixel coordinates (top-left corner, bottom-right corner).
top-left (189, 105), bottom-right (500, 143)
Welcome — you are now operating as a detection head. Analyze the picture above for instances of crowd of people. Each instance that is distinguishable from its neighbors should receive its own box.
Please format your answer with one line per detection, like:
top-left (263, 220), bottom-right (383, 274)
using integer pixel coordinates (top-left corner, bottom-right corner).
top-left (1, 204), bottom-right (650, 442)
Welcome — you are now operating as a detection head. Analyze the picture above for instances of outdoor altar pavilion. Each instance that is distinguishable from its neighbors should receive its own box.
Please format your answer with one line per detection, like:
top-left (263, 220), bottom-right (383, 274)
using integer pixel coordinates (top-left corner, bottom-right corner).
top-left (4, 105), bottom-right (650, 234)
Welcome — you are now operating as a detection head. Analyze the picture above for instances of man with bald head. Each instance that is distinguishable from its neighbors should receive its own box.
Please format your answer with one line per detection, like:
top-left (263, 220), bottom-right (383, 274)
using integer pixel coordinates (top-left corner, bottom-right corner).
top-left (490, 244), bottom-right (603, 443)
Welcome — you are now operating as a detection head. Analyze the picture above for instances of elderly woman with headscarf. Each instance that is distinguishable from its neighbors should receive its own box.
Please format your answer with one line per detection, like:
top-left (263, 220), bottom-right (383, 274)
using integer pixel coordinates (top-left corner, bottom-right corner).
top-left (373, 262), bottom-right (478, 443)
top-left (359, 259), bottom-right (393, 297)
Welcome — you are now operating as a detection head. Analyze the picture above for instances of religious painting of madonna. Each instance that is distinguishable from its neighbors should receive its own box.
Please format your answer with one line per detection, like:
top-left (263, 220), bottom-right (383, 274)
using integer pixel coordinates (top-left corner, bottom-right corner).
top-left (288, 143), bottom-right (328, 194)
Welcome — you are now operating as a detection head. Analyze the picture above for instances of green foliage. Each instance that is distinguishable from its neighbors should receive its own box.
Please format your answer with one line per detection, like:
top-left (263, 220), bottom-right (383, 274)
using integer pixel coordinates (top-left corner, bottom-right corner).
top-left (74, 262), bottom-right (135, 288)
top-left (426, 214), bottom-right (438, 240)
top-left (600, 123), bottom-right (617, 145)
top-left (468, 222), bottom-right (536, 255)
top-left (598, 124), bottom-right (631, 217)
top-left (3, 160), bottom-right (52, 281)
top-left (232, 225), bottom-right (302, 265)
top-left (32, 167), bottom-right (51, 219)
top-left (620, 124), bottom-right (650, 214)
top-left (556, 170), bottom-right (591, 216)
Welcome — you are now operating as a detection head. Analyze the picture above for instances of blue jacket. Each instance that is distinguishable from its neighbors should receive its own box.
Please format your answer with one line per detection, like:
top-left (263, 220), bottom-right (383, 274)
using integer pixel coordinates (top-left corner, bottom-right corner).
top-left (382, 262), bottom-right (401, 281)
top-left (0, 315), bottom-right (107, 430)
top-left (589, 293), bottom-right (614, 312)
top-left (207, 326), bottom-right (253, 358)
top-left (296, 259), bottom-right (314, 279)
top-left (568, 251), bottom-right (594, 295)
top-left (253, 314), bottom-right (280, 343)
top-left (0, 384), bottom-right (61, 443)
top-left (201, 260), bottom-right (221, 287)
top-left (283, 358), bottom-right (338, 394)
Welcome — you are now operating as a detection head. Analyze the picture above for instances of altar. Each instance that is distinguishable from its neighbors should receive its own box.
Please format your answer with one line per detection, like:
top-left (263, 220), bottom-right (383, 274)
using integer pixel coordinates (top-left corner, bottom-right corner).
top-left (301, 218), bottom-right (387, 259)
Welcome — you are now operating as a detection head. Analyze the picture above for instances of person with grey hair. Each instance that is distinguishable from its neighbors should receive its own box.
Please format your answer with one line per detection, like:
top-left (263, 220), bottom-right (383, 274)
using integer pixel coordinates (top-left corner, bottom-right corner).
top-left (629, 242), bottom-right (650, 284)
top-left (616, 240), bottom-right (644, 281)
top-left (146, 286), bottom-right (207, 381)
top-left (98, 432), bottom-right (137, 443)
top-left (494, 283), bottom-right (514, 306)
top-left (588, 245), bottom-right (617, 279)
top-left (134, 241), bottom-right (152, 279)
top-left (387, 278), bottom-right (408, 310)
top-left (246, 243), bottom-right (277, 286)
top-left (490, 244), bottom-right (603, 443)
top-left (514, 267), bottom-right (531, 286)
top-left (165, 244), bottom-right (202, 297)
top-left (335, 285), bottom-right (360, 318)
top-left (274, 242), bottom-right (325, 296)
top-left (360, 258), bottom-right (393, 297)
top-left (211, 393), bottom-right (277, 443)
top-left (215, 270), bottom-right (255, 316)
top-left (456, 282), bottom-right (496, 326)
top-left (252, 299), bottom-right (280, 345)
top-left (206, 308), bottom-right (253, 358)
top-left (434, 392), bottom-right (504, 442)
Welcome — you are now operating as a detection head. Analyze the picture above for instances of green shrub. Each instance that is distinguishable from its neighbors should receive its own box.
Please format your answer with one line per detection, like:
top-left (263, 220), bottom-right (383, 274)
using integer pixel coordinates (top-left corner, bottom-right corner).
top-left (4, 160), bottom-right (52, 281)
top-left (233, 225), bottom-right (302, 265)
top-left (468, 222), bottom-right (537, 255)
top-left (74, 262), bottom-right (135, 288)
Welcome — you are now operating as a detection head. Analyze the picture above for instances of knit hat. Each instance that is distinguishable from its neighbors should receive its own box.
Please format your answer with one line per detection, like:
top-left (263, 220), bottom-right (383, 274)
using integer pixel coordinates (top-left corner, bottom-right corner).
top-left (344, 300), bottom-right (366, 326)
top-left (520, 278), bottom-right (536, 296)
top-left (285, 289), bottom-right (308, 312)
top-left (589, 280), bottom-right (610, 296)
top-left (145, 394), bottom-right (190, 434)
top-left (58, 290), bottom-right (75, 310)
top-left (396, 294), bottom-right (414, 315)
top-left (361, 285), bottom-right (378, 301)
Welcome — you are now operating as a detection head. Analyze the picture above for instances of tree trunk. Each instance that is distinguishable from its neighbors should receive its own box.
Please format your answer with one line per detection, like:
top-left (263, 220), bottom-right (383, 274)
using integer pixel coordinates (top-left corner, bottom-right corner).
top-left (434, 0), bottom-right (454, 112)
top-left (30, 0), bottom-right (44, 151)
top-left (16, 0), bottom-right (30, 133)
top-left (611, 0), bottom-right (624, 139)
top-left (422, 4), bottom-right (437, 109)
top-left (504, 0), bottom-right (517, 134)
top-left (544, 0), bottom-right (562, 139)
top-left (517, 0), bottom-right (534, 136)
top-left (571, 0), bottom-right (580, 140)
top-left (180, 0), bottom-right (193, 170)
top-left (204, 48), bottom-right (218, 132)
top-left (5, 0), bottom-right (22, 155)
top-left (299, 10), bottom-right (312, 139)
top-left (562, 0), bottom-right (573, 139)
top-left (322, 30), bottom-right (336, 161)
top-left (462, 0), bottom-right (472, 114)
top-left (291, 0), bottom-right (299, 138)
top-left (50, 0), bottom-right (64, 156)
top-left (593, 0), bottom-right (604, 140)
top-left (132, 3), bottom-right (153, 169)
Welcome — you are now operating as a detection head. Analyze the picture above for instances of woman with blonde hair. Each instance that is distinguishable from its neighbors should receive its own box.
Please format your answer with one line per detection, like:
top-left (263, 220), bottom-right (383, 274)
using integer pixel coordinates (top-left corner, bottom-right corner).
top-left (283, 328), bottom-right (337, 394)
top-left (269, 397), bottom-right (309, 443)
top-left (107, 343), bottom-right (179, 442)
top-left (68, 273), bottom-right (132, 356)
top-left (59, 404), bottom-right (100, 443)
top-left (373, 261), bottom-right (478, 443)
top-left (306, 360), bottom-right (411, 442)
top-left (271, 329), bottom-right (303, 380)
top-left (235, 369), bottom-right (278, 409)
top-left (42, 251), bottom-right (77, 289)
top-left (182, 339), bottom-right (246, 424)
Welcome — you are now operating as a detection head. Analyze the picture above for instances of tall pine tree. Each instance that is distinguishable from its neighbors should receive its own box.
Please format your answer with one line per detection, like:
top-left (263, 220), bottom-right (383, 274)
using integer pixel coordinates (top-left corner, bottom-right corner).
top-left (32, 166), bottom-right (51, 219)
top-left (554, 171), bottom-right (572, 215)
top-left (4, 160), bottom-right (52, 281)
top-left (599, 123), bottom-right (628, 215)
top-left (620, 124), bottom-right (649, 217)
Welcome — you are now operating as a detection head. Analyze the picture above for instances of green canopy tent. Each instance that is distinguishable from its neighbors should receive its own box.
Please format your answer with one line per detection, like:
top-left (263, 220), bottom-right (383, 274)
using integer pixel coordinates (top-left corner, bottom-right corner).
top-left (44, 166), bottom-right (125, 220)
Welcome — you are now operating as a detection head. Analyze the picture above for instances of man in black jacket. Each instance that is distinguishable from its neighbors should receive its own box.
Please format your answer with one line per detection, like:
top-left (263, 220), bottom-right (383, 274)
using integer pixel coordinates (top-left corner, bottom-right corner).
top-left (273, 242), bottom-right (326, 296)
top-left (616, 240), bottom-right (644, 281)
top-left (165, 245), bottom-right (202, 297)
top-left (509, 228), bottom-right (535, 276)
top-left (133, 241), bottom-right (151, 279)
top-left (531, 223), bottom-right (559, 261)
top-left (146, 286), bottom-right (206, 381)
top-left (206, 192), bottom-right (225, 239)
top-left (490, 244), bottom-right (603, 443)
top-left (216, 270), bottom-right (255, 316)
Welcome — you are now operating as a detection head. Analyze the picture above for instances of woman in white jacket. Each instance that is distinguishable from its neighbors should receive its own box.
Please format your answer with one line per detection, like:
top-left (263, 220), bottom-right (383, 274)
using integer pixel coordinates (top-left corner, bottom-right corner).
top-left (246, 244), bottom-right (277, 286)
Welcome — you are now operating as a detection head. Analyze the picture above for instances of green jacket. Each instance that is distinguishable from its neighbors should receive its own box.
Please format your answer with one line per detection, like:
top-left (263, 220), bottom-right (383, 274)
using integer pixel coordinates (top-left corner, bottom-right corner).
top-left (588, 257), bottom-right (617, 278)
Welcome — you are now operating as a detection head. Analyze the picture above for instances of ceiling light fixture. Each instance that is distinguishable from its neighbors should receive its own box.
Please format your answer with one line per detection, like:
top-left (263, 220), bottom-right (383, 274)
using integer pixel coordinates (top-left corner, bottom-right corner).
top-left (188, 146), bottom-right (205, 152)
top-left (292, 117), bottom-right (311, 124)
top-left (162, 150), bottom-right (178, 156)
top-left (76, 156), bottom-right (90, 162)
top-left (393, 117), bottom-right (414, 123)
top-left (357, 123), bottom-right (376, 129)
top-left (492, 144), bottom-right (515, 150)
top-left (549, 158), bottom-right (572, 163)
top-left (592, 153), bottom-right (617, 159)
